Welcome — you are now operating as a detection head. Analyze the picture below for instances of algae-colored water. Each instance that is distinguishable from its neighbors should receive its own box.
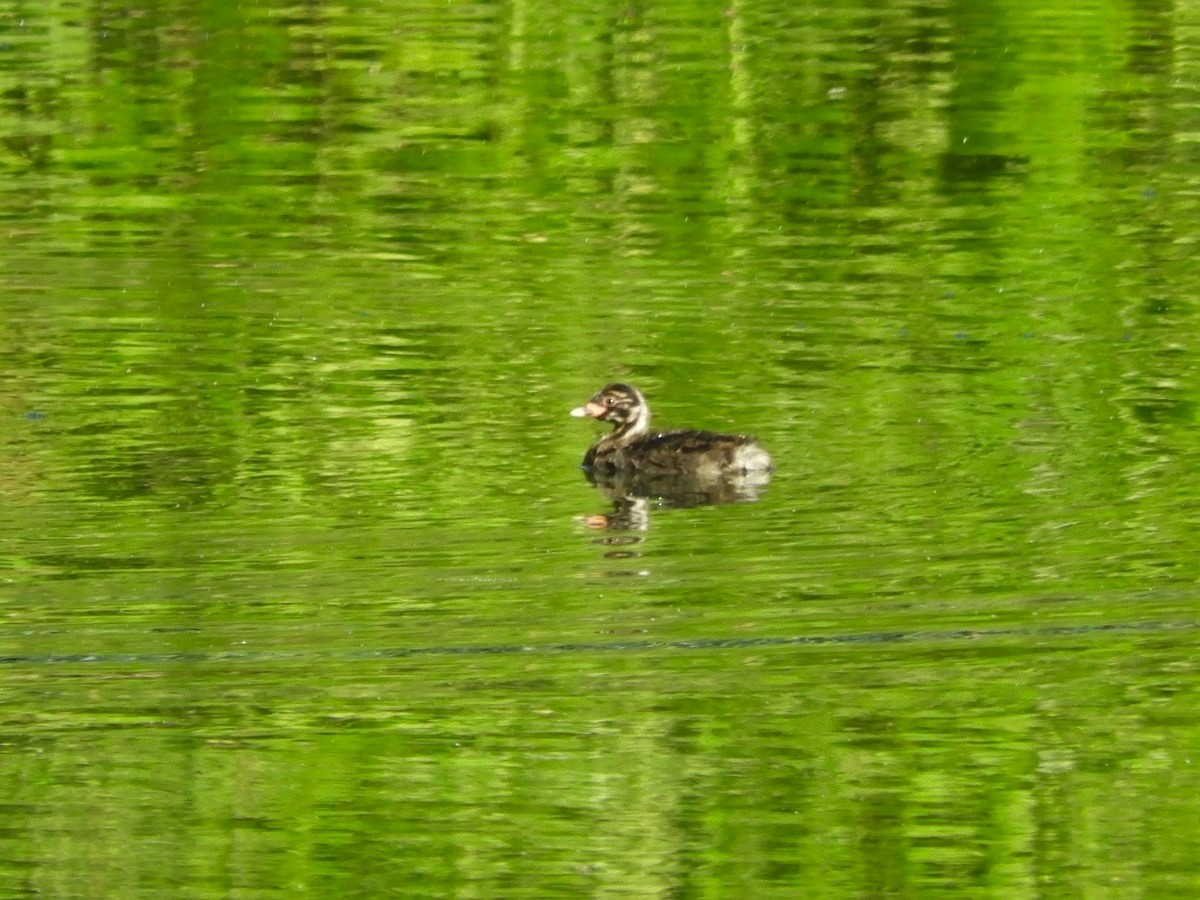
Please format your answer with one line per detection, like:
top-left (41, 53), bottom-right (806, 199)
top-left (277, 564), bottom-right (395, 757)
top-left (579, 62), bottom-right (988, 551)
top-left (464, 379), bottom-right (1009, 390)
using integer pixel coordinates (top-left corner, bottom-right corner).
top-left (2, 1), bottom-right (1198, 895)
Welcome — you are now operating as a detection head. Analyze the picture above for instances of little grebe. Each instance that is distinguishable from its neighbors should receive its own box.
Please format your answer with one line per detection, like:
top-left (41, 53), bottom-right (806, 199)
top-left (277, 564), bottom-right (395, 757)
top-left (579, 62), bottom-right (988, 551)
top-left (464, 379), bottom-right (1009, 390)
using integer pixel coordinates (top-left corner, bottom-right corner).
top-left (570, 383), bottom-right (773, 476)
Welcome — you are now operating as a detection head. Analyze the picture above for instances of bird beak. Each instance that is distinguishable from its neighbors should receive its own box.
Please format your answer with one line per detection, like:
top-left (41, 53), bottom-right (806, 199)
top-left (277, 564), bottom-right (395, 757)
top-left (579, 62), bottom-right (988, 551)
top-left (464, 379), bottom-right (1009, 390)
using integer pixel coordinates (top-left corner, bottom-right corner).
top-left (570, 401), bottom-right (607, 418)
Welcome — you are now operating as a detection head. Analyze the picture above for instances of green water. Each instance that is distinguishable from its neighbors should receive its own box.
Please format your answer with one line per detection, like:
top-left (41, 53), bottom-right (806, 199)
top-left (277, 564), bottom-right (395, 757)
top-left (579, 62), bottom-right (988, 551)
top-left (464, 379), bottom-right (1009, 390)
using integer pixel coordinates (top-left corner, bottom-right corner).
top-left (2, 0), bottom-right (1199, 896)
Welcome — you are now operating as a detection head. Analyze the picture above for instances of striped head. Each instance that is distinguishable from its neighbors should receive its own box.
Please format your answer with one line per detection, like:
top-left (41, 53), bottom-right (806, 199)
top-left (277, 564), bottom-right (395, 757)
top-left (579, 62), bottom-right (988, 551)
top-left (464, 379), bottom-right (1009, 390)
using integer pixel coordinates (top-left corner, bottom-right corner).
top-left (570, 383), bottom-right (651, 436)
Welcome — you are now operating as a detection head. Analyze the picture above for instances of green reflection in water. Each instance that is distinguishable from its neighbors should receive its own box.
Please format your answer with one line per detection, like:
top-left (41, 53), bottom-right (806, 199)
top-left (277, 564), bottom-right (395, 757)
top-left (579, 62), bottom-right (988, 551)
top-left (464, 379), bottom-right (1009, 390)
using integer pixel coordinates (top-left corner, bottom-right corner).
top-left (1, 0), bottom-right (1199, 895)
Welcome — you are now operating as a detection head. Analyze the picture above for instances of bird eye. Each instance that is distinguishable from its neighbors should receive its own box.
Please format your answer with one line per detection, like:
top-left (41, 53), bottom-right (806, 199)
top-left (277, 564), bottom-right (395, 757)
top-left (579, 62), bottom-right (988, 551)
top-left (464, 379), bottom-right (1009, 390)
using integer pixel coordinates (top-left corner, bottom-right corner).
top-left (604, 396), bottom-right (617, 406)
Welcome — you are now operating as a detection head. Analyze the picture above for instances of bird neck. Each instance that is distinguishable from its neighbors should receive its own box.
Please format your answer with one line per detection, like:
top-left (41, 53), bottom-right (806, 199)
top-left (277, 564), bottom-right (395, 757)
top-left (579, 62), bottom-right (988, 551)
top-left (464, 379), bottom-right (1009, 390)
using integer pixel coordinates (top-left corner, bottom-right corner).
top-left (604, 403), bottom-right (651, 447)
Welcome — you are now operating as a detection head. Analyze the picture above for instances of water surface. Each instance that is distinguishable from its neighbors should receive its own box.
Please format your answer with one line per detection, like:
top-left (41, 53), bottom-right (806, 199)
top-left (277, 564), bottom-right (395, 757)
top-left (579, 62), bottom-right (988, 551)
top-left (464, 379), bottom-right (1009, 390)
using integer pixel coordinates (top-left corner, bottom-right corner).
top-left (2, 0), bottom-right (1199, 895)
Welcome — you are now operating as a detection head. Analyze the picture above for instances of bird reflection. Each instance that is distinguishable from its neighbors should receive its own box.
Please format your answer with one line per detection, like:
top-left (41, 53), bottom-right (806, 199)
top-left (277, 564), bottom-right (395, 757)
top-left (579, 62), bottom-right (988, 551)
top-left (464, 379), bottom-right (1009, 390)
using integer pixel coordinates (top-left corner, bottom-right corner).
top-left (579, 466), bottom-right (772, 533)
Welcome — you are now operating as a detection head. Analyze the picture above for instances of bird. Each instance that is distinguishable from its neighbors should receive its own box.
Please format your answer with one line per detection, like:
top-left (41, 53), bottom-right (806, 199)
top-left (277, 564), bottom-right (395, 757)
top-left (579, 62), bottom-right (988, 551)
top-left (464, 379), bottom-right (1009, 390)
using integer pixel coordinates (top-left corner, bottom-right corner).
top-left (570, 383), bottom-right (773, 477)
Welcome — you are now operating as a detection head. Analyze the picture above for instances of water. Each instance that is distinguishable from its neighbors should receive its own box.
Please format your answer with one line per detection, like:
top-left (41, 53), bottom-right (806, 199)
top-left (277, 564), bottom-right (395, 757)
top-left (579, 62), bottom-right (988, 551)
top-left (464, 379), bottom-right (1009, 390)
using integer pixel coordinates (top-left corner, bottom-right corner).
top-left (2, 0), bottom-right (1200, 896)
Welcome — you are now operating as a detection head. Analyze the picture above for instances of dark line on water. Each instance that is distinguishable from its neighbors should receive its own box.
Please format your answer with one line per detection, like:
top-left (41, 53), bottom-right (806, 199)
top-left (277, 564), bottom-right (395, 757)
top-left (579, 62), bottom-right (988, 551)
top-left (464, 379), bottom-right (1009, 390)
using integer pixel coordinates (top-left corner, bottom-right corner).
top-left (0, 618), bottom-right (1195, 668)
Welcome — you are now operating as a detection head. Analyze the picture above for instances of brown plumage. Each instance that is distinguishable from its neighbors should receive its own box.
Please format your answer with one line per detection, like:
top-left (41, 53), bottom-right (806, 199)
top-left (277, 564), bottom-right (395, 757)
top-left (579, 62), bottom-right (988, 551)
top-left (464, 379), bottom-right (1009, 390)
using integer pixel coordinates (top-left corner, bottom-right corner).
top-left (570, 383), bottom-right (773, 476)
